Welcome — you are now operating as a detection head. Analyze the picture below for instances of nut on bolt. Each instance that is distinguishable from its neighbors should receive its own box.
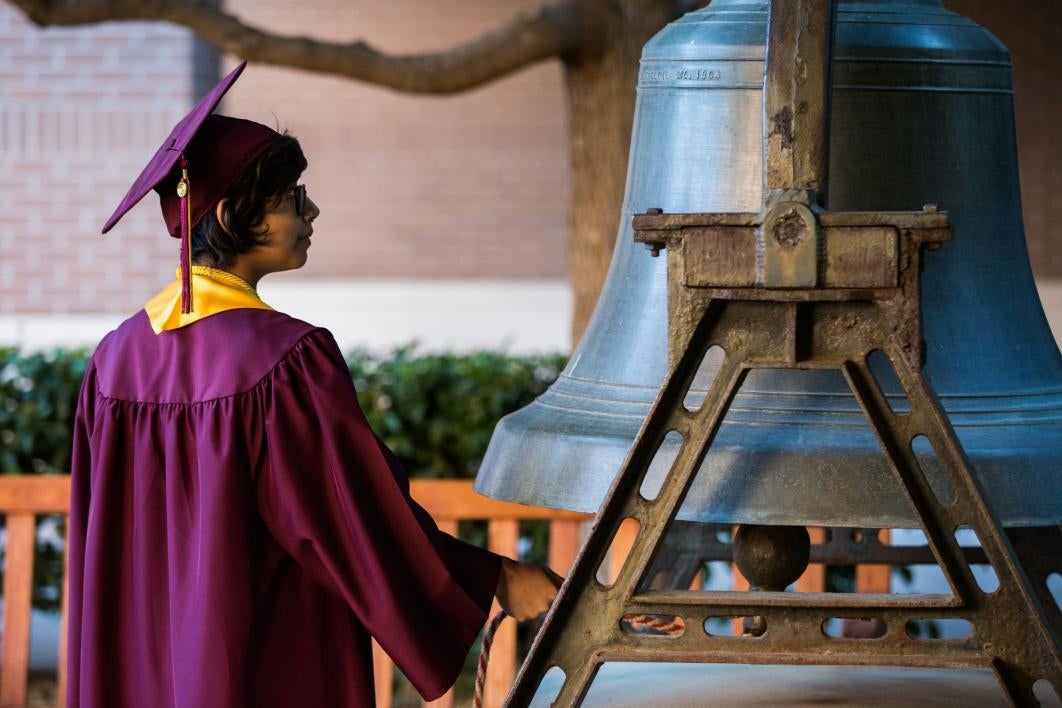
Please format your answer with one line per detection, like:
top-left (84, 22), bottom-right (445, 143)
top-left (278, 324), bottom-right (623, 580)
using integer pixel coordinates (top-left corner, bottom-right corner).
top-left (644, 208), bottom-right (665, 255)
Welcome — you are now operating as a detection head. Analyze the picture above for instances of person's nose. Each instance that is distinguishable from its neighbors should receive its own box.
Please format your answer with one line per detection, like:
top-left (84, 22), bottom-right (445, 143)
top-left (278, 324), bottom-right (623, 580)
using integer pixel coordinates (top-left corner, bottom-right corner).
top-left (304, 196), bottom-right (321, 222)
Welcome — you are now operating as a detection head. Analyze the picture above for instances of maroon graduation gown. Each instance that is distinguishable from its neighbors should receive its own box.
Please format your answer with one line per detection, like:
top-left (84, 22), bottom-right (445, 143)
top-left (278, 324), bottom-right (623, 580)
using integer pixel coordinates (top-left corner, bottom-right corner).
top-left (67, 308), bottom-right (501, 707)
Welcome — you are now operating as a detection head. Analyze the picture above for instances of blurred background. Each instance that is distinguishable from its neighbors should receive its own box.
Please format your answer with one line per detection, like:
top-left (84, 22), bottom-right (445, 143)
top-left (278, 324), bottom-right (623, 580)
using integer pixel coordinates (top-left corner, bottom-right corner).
top-left (0, 1), bottom-right (1060, 704)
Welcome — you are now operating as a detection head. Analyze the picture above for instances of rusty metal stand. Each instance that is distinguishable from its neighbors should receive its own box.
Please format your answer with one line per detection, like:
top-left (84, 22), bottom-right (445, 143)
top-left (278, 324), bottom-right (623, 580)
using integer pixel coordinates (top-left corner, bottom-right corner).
top-left (504, 1), bottom-right (1062, 705)
top-left (503, 202), bottom-right (1062, 707)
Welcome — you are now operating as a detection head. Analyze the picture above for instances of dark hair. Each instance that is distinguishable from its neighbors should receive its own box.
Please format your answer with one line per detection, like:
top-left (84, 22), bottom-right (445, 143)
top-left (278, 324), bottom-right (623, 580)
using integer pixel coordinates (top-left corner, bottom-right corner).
top-left (191, 134), bottom-right (307, 267)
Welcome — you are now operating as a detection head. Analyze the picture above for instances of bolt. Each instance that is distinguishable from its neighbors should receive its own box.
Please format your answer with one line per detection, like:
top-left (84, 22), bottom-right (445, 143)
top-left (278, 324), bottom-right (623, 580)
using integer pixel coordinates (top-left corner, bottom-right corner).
top-left (773, 209), bottom-right (806, 248)
top-left (646, 207), bottom-right (663, 215)
top-left (922, 204), bottom-right (938, 213)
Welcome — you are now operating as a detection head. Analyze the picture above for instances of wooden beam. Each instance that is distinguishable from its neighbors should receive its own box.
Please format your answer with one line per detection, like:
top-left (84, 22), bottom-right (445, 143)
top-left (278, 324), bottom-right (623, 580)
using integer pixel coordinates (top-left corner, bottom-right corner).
top-left (795, 527), bottom-right (827, 592)
top-left (0, 476), bottom-right (70, 514)
top-left (57, 530), bottom-right (69, 707)
top-left (371, 640), bottom-right (393, 708)
top-left (484, 520), bottom-right (520, 708)
top-left (606, 518), bottom-right (640, 585)
top-left (410, 480), bottom-right (588, 522)
top-left (421, 519), bottom-right (458, 708)
top-left (548, 520), bottom-right (582, 574)
top-left (1, 513), bottom-right (35, 705)
top-left (856, 529), bottom-right (892, 593)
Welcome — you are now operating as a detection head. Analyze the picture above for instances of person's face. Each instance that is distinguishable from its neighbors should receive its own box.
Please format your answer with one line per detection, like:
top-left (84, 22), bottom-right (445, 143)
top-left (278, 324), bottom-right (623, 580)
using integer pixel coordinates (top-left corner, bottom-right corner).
top-left (236, 184), bottom-right (321, 282)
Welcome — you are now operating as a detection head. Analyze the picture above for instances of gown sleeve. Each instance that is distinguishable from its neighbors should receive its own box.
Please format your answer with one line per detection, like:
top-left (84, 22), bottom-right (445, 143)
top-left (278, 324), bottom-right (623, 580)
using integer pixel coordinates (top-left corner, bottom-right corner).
top-left (255, 329), bottom-right (502, 700)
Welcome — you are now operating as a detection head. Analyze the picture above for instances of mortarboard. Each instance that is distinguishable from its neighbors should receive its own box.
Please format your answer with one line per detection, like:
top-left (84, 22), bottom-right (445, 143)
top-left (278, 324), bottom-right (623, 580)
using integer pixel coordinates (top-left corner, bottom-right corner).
top-left (102, 61), bottom-right (282, 314)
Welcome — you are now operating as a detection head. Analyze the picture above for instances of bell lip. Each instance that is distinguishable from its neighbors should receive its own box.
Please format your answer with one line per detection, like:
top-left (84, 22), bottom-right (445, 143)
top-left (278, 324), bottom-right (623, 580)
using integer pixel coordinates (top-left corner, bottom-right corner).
top-left (475, 393), bottom-right (1062, 528)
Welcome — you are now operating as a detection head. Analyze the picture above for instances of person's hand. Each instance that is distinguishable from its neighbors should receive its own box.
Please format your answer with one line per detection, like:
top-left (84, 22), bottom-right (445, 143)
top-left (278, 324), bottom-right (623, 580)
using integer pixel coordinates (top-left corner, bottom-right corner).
top-left (495, 558), bottom-right (564, 621)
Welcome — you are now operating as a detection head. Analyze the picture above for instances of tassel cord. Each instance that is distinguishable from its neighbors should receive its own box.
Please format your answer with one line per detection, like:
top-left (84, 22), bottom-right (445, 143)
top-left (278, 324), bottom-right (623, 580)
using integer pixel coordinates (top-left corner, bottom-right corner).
top-left (178, 157), bottom-right (193, 314)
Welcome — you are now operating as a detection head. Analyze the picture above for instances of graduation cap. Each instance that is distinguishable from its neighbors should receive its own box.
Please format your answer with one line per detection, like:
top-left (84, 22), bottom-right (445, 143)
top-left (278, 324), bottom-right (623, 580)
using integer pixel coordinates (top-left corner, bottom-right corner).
top-left (102, 61), bottom-right (282, 313)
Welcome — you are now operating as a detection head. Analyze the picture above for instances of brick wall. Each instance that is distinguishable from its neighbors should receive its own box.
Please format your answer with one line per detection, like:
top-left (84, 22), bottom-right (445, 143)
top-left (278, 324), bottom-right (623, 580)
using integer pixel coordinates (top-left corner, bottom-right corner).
top-left (0, 8), bottom-right (219, 313)
top-left (219, 0), bottom-right (570, 281)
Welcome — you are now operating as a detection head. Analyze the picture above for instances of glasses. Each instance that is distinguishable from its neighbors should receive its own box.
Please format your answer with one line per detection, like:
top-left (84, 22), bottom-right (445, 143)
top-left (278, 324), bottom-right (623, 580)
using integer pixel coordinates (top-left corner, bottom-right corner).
top-left (288, 184), bottom-right (308, 216)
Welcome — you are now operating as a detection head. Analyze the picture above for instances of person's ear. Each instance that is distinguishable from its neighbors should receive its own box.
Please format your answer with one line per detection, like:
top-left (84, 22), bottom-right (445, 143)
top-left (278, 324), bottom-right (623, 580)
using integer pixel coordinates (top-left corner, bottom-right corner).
top-left (214, 199), bottom-right (232, 235)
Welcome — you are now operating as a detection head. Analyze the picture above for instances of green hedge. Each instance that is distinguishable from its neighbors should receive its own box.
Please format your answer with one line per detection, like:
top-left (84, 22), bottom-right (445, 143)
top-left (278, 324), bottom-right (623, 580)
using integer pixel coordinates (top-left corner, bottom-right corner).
top-left (0, 346), bottom-right (565, 477)
top-left (0, 348), bottom-right (91, 475)
top-left (0, 346), bottom-right (564, 611)
top-left (349, 347), bottom-right (566, 478)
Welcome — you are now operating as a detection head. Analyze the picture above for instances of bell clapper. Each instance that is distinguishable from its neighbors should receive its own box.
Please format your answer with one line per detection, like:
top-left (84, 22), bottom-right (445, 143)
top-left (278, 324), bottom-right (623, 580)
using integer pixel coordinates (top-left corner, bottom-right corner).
top-left (733, 524), bottom-right (811, 636)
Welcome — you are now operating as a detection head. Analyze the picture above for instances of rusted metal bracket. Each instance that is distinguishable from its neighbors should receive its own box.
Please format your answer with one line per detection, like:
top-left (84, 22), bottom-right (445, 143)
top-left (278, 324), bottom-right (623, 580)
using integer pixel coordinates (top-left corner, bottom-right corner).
top-left (636, 198), bottom-right (946, 372)
top-left (763, 0), bottom-right (836, 198)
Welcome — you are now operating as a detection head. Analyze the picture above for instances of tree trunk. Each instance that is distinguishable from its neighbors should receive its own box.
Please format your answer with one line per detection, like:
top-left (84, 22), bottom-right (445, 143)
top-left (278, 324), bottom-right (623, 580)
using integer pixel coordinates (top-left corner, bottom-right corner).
top-left (563, 0), bottom-right (677, 345)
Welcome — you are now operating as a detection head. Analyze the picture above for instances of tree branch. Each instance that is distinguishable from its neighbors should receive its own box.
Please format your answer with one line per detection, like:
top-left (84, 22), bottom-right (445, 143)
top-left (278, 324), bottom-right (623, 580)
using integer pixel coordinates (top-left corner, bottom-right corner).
top-left (9, 0), bottom-right (589, 93)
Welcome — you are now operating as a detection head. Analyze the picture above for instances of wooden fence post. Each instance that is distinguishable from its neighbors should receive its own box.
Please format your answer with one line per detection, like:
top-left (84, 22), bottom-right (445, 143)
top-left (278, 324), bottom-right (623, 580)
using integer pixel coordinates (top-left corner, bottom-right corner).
top-left (421, 520), bottom-right (459, 708)
top-left (484, 520), bottom-right (519, 708)
top-left (1, 513), bottom-right (35, 706)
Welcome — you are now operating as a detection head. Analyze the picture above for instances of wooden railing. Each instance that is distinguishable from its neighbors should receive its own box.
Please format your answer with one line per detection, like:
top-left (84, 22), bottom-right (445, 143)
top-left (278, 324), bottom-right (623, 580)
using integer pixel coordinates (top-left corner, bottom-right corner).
top-left (0, 476), bottom-right (70, 708)
top-left (0, 475), bottom-right (593, 708)
top-left (383, 481), bottom-right (590, 708)
top-left (0, 476), bottom-right (889, 708)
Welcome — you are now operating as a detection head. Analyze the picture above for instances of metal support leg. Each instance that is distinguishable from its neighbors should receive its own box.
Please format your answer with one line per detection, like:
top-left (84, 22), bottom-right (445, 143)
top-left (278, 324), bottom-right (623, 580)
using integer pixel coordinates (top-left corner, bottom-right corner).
top-left (506, 289), bottom-right (1062, 707)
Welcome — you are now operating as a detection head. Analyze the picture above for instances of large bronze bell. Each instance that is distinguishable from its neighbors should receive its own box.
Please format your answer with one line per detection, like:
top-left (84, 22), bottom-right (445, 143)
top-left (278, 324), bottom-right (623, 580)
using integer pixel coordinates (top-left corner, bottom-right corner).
top-left (475, 0), bottom-right (1062, 529)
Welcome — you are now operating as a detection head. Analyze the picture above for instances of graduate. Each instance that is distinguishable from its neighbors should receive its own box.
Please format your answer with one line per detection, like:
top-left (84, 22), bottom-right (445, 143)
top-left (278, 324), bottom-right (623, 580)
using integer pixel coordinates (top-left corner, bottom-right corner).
top-left (67, 62), bottom-right (562, 708)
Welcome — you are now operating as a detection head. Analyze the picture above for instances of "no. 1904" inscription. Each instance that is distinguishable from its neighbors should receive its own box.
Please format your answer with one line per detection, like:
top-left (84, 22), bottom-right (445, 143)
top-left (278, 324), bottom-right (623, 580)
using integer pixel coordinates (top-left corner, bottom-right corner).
top-left (642, 67), bottom-right (722, 82)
